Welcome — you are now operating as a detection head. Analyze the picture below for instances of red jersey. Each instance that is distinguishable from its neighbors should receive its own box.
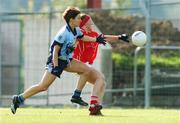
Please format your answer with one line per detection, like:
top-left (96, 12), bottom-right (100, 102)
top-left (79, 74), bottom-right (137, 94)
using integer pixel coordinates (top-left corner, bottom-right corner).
top-left (73, 29), bottom-right (99, 64)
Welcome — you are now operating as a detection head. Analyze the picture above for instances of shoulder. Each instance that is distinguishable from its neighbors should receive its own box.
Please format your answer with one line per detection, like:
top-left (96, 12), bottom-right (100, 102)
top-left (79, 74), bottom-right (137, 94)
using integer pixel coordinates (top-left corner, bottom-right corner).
top-left (54, 26), bottom-right (69, 41)
top-left (56, 26), bottom-right (71, 39)
top-left (57, 26), bottom-right (69, 35)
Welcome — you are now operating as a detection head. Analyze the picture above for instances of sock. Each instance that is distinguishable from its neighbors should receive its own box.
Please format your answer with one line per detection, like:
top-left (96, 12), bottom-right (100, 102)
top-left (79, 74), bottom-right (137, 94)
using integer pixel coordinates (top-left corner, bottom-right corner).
top-left (17, 95), bottom-right (25, 104)
top-left (90, 96), bottom-right (99, 106)
top-left (72, 89), bottom-right (81, 98)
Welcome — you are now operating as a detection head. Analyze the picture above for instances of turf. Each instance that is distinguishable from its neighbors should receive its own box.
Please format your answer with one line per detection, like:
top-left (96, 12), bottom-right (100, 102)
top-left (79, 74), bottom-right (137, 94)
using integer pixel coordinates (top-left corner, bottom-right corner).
top-left (0, 108), bottom-right (179, 123)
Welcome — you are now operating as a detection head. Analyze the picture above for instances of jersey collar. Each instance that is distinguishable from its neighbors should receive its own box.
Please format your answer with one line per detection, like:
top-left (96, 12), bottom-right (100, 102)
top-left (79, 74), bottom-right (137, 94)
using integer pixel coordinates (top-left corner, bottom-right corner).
top-left (66, 24), bottom-right (77, 36)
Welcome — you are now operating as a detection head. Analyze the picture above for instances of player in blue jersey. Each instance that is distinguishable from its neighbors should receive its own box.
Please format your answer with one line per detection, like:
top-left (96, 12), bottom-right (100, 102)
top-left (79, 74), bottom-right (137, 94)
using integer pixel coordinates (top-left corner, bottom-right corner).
top-left (10, 7), bottom-right (106, 115)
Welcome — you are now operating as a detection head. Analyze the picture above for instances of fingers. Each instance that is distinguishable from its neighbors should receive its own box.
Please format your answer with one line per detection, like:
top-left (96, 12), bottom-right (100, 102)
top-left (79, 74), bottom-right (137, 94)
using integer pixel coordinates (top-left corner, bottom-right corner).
top-left (118, 34), bottom-right (129, 43)
top-left (96, 34), bottom-right (107, 45)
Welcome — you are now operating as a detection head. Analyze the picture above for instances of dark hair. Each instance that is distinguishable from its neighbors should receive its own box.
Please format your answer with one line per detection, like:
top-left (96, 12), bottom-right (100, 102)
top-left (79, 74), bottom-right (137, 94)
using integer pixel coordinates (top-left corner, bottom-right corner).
top-left (63, 7), bottom-right (81, 23)
top-left (80, 13), bottom-right (87, 20)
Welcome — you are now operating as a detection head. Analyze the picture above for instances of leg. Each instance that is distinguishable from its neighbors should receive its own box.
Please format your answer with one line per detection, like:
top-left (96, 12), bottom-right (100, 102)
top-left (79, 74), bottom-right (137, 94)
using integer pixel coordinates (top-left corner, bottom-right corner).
top-left (84, 68), bottom-right (106, 104)
top-left (65, 59), bottom-right (91, 73)
top-left (11, 70), bottom-right (56, 114)
top-left (76, 75), bottom-right (87, 91)
top-left (66, 59), bottom-right (105, 100)
top-left (65, 59), bottom-right (91, 106)
top-left (22, 70), bottom-right (56, 99)
top-left (71, 75), bottom-right (89, 106)
top-left (66, 59), bottom-right (105, 115)
top-left (81, 68), bottom-right (106, 116)
top-left (72, 68), bottom-right (106, 104)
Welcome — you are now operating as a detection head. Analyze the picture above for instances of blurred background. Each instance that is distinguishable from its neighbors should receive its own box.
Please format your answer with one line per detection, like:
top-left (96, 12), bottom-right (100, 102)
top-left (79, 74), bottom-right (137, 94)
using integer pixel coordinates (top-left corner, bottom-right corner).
top-left (0, 0), bottom-right (179, 108)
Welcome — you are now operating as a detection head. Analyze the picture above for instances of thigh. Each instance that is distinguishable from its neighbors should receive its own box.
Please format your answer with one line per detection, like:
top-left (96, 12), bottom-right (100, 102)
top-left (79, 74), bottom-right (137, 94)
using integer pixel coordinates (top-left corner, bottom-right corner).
top-left (86, 68), bottom-right (104, 84)
top-left (77, 67), bottom-right (104, 85)
top-left (39, 70), bottom-right (57, 88)
top-left (65, 59), bottom-right (91, 74)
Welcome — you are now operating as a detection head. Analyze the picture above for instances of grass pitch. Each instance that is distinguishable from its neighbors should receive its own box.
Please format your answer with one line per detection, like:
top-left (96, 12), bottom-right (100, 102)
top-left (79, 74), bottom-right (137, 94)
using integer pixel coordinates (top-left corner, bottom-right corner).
top-left (0, 108), bottom-right (179, 123)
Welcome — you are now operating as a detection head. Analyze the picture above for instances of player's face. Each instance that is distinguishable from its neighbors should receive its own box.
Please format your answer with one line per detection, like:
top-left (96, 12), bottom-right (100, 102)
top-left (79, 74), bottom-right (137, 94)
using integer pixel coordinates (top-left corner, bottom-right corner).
top-left (72, 14), bottom-right (81, 27)
top-left (85, 19), bottom-right (94, 30)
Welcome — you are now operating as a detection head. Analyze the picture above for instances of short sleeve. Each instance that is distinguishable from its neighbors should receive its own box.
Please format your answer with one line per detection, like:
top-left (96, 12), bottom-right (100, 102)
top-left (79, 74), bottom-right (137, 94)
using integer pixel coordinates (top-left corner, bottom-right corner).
top-left (54, 31), bottom-right (66, 44)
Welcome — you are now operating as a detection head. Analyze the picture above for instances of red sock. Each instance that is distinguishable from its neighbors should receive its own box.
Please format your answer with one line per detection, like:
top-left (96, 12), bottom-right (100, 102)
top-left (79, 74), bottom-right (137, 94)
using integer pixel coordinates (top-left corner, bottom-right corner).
top-left (90, 96), bottom-right (99, 106)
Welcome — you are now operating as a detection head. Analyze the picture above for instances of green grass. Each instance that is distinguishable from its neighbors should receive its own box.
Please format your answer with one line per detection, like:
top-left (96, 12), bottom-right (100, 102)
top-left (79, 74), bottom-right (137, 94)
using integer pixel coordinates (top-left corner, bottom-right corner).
top-left (0, 108), bottom-right (179, 123)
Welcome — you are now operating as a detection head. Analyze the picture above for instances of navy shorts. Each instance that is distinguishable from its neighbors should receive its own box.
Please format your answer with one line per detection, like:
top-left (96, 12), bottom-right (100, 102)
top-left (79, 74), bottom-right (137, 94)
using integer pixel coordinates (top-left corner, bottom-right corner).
top-left (45, 55), bottom-right (72, 78)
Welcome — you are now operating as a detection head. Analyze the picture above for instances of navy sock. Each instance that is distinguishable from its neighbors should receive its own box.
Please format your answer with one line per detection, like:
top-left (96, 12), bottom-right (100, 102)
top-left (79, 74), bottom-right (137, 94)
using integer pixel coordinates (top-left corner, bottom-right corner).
top-left (72, 89), bottom-right (81, 98)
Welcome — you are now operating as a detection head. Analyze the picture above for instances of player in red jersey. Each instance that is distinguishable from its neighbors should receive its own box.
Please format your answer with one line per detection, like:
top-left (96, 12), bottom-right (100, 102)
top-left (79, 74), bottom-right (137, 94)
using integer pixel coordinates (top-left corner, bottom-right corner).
top-left (71, 14), bottom-right (129, 115)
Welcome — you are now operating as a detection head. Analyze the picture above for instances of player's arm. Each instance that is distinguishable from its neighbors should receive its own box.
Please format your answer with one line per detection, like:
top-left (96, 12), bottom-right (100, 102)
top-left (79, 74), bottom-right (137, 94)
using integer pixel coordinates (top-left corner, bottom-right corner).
top-left (52, 42), bottom-right (62, 67)
top-left (80, 34), bottom-right (106, 45)
top-left (77, 27), bottom-right (106, 45)
top-left (81, 35), bottom-right (96, 42)
top-left (53, 45), bottom-right (60, 67)
top-left (76, 27), bottom-right (97, 42)
top-left (104, 34), bottom-right (129, 43)
top-left (104, 35), bottom-right (119, 41)
top-left (51, 41), bottom-right (63, 77)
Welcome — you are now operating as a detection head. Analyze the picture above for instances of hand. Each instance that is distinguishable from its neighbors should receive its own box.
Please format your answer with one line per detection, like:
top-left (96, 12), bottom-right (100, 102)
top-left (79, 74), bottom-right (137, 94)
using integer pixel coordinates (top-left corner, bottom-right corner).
top-left (118, 34), bottom-right (129, 43)
top-left (96, 34), bottom-right (106, 45)
top-left (52, 66), bottom-right (61, 77)
top-left (66, 46), bottom-right (75, 55)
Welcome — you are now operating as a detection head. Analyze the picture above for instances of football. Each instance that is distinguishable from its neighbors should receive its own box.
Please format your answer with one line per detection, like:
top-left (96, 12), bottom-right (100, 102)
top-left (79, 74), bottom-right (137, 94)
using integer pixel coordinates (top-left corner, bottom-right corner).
top-left (131, 31), bottom-right (147, 47)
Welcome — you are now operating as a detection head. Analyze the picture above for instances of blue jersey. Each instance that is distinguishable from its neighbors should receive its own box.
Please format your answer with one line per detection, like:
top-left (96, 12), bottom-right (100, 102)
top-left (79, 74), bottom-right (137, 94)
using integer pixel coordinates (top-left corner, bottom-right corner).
top-left (50, 25), bottom-right (83, 60)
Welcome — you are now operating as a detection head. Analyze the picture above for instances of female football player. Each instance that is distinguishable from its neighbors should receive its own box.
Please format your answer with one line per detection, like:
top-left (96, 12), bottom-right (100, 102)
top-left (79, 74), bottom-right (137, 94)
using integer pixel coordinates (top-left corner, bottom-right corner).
top-left (70, 14), bottom-right (129, 115)
top-left (10, 7), bottom-right (106, 115)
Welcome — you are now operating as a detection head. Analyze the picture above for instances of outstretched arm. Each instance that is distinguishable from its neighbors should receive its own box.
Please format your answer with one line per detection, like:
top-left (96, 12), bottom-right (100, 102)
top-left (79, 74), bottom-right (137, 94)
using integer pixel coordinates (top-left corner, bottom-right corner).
top-left (104, 35), bottom-right (119, 42)
top-left (81, 35), bottom-right (96, 42)
top-left (105, 34), bottom-right (129, 43)
top-left (80, 34), bottom-right (106, 45)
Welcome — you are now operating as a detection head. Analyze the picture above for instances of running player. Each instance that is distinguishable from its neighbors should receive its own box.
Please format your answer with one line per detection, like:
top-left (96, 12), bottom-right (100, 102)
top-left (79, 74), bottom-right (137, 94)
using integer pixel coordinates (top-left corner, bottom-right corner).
top-left (10, 7), bottom-right (106, 115)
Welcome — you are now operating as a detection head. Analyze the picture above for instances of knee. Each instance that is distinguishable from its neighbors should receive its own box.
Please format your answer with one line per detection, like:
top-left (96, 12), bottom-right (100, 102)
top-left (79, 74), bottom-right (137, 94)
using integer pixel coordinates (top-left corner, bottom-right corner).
top-left (98, 72), bottom-right (105, 82)
top-left (101, 74), bottom-right (105, 81)
top-left (83, 67), bottom-right (92, 76)
top-left (103, 80), bottom-right (106, 88)
top-left (97, 74), bottom-right (106, 88)
top-left (101, 79), bottom-right (106, 89)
